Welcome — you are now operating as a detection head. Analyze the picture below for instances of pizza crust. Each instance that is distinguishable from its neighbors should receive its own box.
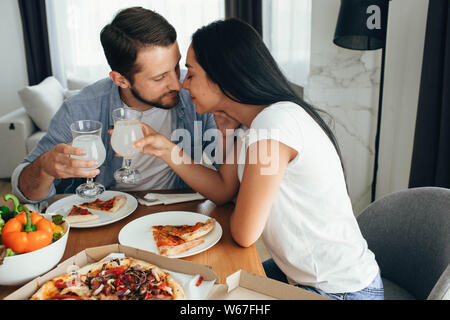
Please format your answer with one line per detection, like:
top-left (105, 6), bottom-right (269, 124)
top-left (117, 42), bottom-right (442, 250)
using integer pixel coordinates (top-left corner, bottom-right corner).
top-left (177, 218), bottom-right (215, 241)
top-left (64, 205), bottom-right (99, 224)
top-left (76, 257), bottom-right (128, 276)
top-left (30, 275), bottom-right (70, 300)
top-left (107, 195), bottom-right (127, 213)
top-left (65, 212), bottom-right (99, 224)
top-left (158, 239), bottom-right (205, 257)
top-left (165, 272), bottom-right (185, 300)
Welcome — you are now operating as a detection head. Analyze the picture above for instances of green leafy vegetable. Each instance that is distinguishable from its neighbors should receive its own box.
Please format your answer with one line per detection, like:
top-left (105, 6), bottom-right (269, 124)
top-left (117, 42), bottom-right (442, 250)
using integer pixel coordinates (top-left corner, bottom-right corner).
top-left (53, 230), bottom-right (64, 242)
top-left (0, 205), bottom-right (14, 222)
top-left (5, 248), bottom-right (16, 257)
top-left (52, 215), bottom-right (65, 225)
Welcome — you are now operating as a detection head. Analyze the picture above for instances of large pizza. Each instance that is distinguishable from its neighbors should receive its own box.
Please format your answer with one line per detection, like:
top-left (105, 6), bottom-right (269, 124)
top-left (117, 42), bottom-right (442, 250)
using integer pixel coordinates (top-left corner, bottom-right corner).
top-left (30, 257), bottom-right (185, 300)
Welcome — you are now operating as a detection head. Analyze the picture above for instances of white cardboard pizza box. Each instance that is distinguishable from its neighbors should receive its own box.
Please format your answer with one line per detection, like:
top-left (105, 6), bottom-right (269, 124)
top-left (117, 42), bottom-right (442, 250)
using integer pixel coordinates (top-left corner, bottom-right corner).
top-left (4, 244), bottom-right (328, 300)
top-left (207, 270), bottom-right (330, 300)
top-left (4, 244), bottom-right (218, 300)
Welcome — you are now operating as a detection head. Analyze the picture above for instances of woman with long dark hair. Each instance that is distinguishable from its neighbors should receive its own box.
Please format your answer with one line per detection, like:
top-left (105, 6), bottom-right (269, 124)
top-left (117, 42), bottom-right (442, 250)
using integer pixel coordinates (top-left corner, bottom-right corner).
top-left (135, 18), bottom-right (383, 300)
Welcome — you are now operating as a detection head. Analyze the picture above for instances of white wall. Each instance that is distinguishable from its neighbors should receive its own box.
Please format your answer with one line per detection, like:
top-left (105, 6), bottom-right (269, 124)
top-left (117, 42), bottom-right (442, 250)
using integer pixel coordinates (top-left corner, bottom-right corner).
top-left (305, 0), bottom-right (382, 215)
top-left (0, 0), bottom-right (28, 117)
top-left (305, 0), bottom-right (429, 215)
top-left (376, 0), bottom-right (429, 200)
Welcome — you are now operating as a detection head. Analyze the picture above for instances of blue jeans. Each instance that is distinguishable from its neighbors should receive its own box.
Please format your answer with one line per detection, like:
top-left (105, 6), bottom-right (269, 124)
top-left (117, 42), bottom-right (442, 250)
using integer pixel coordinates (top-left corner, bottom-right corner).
top-left (263, 258), bottom-right (384, 300)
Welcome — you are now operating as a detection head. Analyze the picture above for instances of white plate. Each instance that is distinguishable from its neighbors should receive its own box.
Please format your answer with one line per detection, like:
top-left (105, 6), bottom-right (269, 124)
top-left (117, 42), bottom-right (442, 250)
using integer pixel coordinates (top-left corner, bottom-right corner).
top-left (46, 191), bottom-right (138, 228)
top-left (118, 211), bottom-right (222, 258)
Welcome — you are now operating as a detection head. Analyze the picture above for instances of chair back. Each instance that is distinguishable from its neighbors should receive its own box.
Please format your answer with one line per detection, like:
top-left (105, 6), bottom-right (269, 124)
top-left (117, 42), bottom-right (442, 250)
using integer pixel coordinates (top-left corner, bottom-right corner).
top-left (357, 187), bottom-right (450, 299)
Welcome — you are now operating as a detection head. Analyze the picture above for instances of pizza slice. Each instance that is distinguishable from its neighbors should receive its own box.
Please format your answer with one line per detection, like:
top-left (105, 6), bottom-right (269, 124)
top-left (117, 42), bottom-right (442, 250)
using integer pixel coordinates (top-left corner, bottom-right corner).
top-left (161, 218), bottom-right (216, 241)
top-left (151, 227), bottom-right (205, 257)
top-left (78, 195), bottom-right (127, 213)
top-left (65, 205), bottom-right (99, 224)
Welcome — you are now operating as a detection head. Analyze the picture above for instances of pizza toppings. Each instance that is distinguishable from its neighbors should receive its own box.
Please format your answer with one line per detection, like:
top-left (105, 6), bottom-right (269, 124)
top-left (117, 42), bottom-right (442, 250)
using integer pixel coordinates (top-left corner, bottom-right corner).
top-left (196, 276), bottom-right (203, 287)
top-left (81, 198), bottom-right (115, 211)
top-left (164, 222), bottom-right (205, 238)
top-left (54, 279), bottom-right (67, 289)
top-left (30, 258), bottom-right (185, 300)
top-left (69, 206), bottom-right (93, 216)
top-left (78, 195), bottom-right (127, 213)
top-left (84, 261), bottom-right (177, 300)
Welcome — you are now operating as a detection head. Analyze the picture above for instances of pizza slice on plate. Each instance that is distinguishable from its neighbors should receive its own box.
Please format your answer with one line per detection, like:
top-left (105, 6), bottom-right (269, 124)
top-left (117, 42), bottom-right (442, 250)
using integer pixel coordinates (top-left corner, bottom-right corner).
top-left (151, 218), bottom-right (216, 256)
top-left (152, 227), bottom-right (205, 257)
top-left (79, 195), bottom-right (127, 213)
top-left (65, 205), bottom-right (99, 224)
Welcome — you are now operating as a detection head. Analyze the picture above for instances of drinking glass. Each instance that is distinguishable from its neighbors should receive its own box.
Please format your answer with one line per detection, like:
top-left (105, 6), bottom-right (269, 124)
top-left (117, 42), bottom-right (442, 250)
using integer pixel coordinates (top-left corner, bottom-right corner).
top-left (70, 120), bottom-right (106, 198)
top-left (111, 108), bottom-right (144, 183)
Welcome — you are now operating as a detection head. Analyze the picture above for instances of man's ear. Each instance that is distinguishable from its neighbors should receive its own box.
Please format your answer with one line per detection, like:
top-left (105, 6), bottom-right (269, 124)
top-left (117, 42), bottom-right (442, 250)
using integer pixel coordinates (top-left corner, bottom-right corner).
top-left (110, 71), bottom-right (131, 89)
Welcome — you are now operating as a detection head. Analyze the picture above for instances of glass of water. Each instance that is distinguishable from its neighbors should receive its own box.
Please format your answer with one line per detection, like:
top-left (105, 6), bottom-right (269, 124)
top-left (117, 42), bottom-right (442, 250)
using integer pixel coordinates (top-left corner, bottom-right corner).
top-left (111, 108), bottom-right (144, 184)
top-left (70, 120), bottom-right (106, 198)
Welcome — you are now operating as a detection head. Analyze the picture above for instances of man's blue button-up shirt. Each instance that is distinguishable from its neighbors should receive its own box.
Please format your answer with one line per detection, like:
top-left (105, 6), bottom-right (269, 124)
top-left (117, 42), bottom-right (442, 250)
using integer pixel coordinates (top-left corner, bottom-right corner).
top-left (11, 76), bottom-right (217, 203)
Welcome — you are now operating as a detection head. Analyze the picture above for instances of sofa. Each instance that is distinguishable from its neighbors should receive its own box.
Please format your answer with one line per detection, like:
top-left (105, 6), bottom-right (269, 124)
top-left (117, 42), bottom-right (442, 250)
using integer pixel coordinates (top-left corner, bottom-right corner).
top-left (0, 76), bottom-right (89, 178)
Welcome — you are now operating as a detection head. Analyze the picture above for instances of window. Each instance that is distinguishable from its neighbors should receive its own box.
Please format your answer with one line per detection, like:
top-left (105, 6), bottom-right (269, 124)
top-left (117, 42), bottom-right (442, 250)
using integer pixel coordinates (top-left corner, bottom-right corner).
top-left (262, 0), bottom-right (311, 87)
top-left (46, 0), bottom-right (224, 87)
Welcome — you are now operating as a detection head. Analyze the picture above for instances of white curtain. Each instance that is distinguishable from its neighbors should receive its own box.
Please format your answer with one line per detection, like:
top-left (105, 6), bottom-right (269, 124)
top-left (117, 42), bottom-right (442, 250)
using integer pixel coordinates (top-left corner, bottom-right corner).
top-left (45, 0), bottom-right (224, 88)
top-left (262, 0), bottom-right (311, 87)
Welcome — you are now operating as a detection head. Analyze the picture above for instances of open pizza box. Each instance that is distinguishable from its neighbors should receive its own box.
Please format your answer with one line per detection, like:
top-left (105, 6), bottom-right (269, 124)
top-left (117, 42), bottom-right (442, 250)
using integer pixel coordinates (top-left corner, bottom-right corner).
top-left (4, 244), bottom-right (328, 300)
top-left (208, 270), bottom-right (329, 300)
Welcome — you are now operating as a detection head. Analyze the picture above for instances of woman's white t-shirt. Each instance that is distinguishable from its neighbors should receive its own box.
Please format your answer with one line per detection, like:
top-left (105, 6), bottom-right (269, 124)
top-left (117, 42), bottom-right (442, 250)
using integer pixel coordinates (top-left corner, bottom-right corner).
top-left (236, 101), bottom-right (379, 293)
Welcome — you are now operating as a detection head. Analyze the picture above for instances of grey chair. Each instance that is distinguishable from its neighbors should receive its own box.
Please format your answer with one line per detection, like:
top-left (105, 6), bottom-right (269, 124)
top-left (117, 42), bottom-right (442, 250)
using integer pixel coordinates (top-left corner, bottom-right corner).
top-left (357, 187), bottom-right (450, 300)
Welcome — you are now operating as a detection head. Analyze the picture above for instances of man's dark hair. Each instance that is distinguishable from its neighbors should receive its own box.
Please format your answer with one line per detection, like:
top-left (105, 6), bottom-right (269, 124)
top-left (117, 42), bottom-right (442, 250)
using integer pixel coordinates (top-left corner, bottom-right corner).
top-left (100, 7), bottom-right (177, 83)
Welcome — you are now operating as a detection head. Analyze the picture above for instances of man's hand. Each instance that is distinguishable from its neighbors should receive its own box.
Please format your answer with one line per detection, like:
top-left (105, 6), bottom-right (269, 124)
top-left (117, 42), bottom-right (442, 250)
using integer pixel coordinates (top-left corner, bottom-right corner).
top-left (18, 143), bottom-right (100, 201)
top-left (39, 143), bottom-right (100, 179)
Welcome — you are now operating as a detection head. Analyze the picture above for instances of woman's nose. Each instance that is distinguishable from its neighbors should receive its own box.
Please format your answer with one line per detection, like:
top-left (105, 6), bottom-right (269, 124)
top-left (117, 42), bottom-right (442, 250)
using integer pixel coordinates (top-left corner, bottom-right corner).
top-left (182, 77), bottom-right (189, 90)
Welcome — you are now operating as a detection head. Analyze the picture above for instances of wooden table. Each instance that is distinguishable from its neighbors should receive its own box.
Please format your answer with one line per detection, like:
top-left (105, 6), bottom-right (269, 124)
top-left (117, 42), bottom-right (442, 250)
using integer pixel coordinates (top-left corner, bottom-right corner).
top-left (0, 191), bottom-right (265, 299)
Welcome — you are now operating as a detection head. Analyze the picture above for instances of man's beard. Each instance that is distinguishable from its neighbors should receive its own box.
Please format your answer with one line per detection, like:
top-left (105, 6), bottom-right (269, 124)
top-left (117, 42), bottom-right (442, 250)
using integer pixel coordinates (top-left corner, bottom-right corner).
top-left (130, 86), bottom-right (180, 110)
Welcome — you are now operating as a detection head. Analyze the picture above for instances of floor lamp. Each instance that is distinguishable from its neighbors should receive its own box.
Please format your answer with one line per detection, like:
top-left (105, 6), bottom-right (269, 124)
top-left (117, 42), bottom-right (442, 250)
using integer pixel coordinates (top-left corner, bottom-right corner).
top-left (333, 0), bottom-right (389, 202)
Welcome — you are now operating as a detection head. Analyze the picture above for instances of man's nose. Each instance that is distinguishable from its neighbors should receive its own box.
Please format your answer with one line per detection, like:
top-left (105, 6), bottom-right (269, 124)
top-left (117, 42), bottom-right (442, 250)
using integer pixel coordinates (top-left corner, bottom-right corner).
top-left (168, 71), bottom-right (182, 91)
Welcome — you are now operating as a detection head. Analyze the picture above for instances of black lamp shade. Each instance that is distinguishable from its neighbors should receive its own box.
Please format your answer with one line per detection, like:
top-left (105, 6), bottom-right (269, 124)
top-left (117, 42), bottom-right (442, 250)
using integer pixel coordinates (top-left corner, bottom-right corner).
top-left (334, 0), bottom-right (389, 50)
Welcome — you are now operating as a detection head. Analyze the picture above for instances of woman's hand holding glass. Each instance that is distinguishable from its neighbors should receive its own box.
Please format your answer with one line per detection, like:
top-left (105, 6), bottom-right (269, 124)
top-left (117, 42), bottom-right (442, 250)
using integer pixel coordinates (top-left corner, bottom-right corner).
top-left (110, 108), bottom-right (144, 183)
top-left (134, 123), bottom-right (176, 161)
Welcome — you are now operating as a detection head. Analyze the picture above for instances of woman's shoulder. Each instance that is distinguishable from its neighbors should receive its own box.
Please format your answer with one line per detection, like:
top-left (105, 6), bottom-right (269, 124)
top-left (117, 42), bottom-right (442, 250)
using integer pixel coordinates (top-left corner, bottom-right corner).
top-left (267, 101), bottom-right (301, 112)
top-left (250, 101), bottom-right (305, 129)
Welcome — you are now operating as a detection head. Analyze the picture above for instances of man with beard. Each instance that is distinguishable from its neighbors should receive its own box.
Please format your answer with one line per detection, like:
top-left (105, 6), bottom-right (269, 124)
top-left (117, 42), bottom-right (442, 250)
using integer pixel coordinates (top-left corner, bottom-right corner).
top-left (12, 7), bottom-right (218, 202)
